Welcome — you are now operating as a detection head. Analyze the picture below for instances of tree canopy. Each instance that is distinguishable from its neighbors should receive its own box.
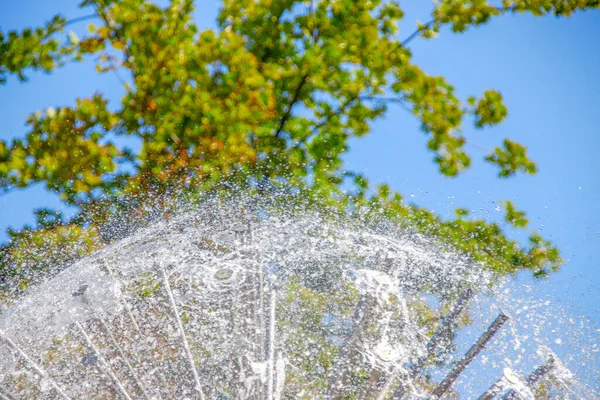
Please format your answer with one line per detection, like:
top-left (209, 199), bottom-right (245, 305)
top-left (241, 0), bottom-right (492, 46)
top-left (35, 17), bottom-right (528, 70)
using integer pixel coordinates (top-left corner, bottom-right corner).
top-left (2, 0), bottom-right (597, 295)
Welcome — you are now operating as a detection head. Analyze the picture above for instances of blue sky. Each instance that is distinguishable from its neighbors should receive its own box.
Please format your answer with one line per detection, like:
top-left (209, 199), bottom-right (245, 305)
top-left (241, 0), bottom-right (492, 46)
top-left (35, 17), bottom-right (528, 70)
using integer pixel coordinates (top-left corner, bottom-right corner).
top-left (1, 0), bottom-right (599, 339)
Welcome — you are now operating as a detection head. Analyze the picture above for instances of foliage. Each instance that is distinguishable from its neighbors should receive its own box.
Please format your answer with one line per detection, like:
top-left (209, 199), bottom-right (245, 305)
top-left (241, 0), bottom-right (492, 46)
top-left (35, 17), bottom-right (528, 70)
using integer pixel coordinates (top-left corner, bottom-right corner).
top-left (0, 224), bottom-right (101, 298)
top-left (502, 200), bottom-right (528, 228)
top-left (353, 188), bottom-right (562, 276)
top-left (1, 0), bottom-right (596, 293)
top-left (486, 139), bottom-right (538, 177)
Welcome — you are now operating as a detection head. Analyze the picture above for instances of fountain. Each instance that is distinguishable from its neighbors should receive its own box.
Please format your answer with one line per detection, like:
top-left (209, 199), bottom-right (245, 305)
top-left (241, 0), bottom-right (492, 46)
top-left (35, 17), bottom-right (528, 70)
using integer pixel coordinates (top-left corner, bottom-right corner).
top-left (0, 195), bottom-right (597, 399)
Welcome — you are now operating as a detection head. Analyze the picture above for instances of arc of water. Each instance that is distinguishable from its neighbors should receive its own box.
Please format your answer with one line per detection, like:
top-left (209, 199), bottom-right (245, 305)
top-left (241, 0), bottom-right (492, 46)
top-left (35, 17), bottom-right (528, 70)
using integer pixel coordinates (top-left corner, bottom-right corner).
top-left (273, 352), bottom-right (286, 400)
top-left (429, 311), bottom-right (510, 400)
top-left (378, 288), bottom-right (474, 400)
top-left (0, 331), bottom-right (71, 400)
top-left (99, 260), bottom-right (140, 332)
top-left (75, 279), bottom-right (152, 400)
top-left (75, 322), bottom-right (134, 400)
top-left (0, 386), bottom-right (18, 400)
top-left (158, 264), bottom-right (206, 400)
top-left (73, 279), bottom-right (152, 400)
top-left (265, 285), bottom-right (277, 400)
top-left (256, 260), bottom-right (266, 362)
top-left (245, 226), bottom-right (268, 400)
top-left (252, 255), bottom-right (266, 399)
top-left (148, 368), bottom-right (168, 400)
top-left (326, 295), bottom-right (370, 398)
top-left (95, 316), bottom-right (153, 400)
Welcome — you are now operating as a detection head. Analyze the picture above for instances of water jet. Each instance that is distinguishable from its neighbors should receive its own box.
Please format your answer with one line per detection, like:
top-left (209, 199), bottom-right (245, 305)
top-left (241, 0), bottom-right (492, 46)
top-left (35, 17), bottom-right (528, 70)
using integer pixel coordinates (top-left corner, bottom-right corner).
top-left (0, 197), bottom-right (596, 399)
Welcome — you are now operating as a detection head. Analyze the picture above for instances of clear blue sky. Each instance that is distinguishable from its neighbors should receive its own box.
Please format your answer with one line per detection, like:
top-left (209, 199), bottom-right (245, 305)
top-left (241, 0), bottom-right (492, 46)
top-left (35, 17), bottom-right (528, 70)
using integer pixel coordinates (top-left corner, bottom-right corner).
top-left (1, 0), bottom-right (599, 334)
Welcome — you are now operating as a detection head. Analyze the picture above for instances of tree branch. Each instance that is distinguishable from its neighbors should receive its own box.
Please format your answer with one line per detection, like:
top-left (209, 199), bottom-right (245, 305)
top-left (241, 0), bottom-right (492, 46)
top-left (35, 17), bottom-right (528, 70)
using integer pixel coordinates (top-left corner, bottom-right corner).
top-left (401, 6), bottom-right (516, 48)
top-left (309, 94), bottom-right (359, 136)
top-left (306, 94), bottom-right (412, 141)
top-left (275, 74), bottom-right (309, 138)
top-left (44, 14), bottom-right (99, 40)
top-left (64, 14), bottom-right (98, 28)
top-left (400, 20), bottom-right (435, 47)
top-left (359, 95), bottom-right (413, 114)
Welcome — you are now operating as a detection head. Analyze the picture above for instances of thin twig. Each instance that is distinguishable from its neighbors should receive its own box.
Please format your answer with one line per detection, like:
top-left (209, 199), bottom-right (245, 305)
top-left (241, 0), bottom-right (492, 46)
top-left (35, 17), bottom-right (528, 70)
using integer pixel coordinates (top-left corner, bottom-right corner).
top-left (63, 14), bottom-right (99, 28)
top-left (400, 20), bottom-right (435, 47)
top-left (0, 386), bottom-right (18, 400)
top-left (275, 74), bottom-right (309, 138)
top-left (43, 14), bottom-right (98, 40)
top-left (401, 5), bottom-right (517, 48)
top-left (359, 95), bottom-right (414, 115)
top-left (309, 94), bottom-right (359, 135)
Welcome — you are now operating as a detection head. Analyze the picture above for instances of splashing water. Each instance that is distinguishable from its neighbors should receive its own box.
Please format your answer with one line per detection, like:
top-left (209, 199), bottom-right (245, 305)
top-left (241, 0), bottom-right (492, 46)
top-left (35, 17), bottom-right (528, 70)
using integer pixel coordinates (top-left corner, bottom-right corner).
top-left (0, 195), bottom-right (597, 399)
